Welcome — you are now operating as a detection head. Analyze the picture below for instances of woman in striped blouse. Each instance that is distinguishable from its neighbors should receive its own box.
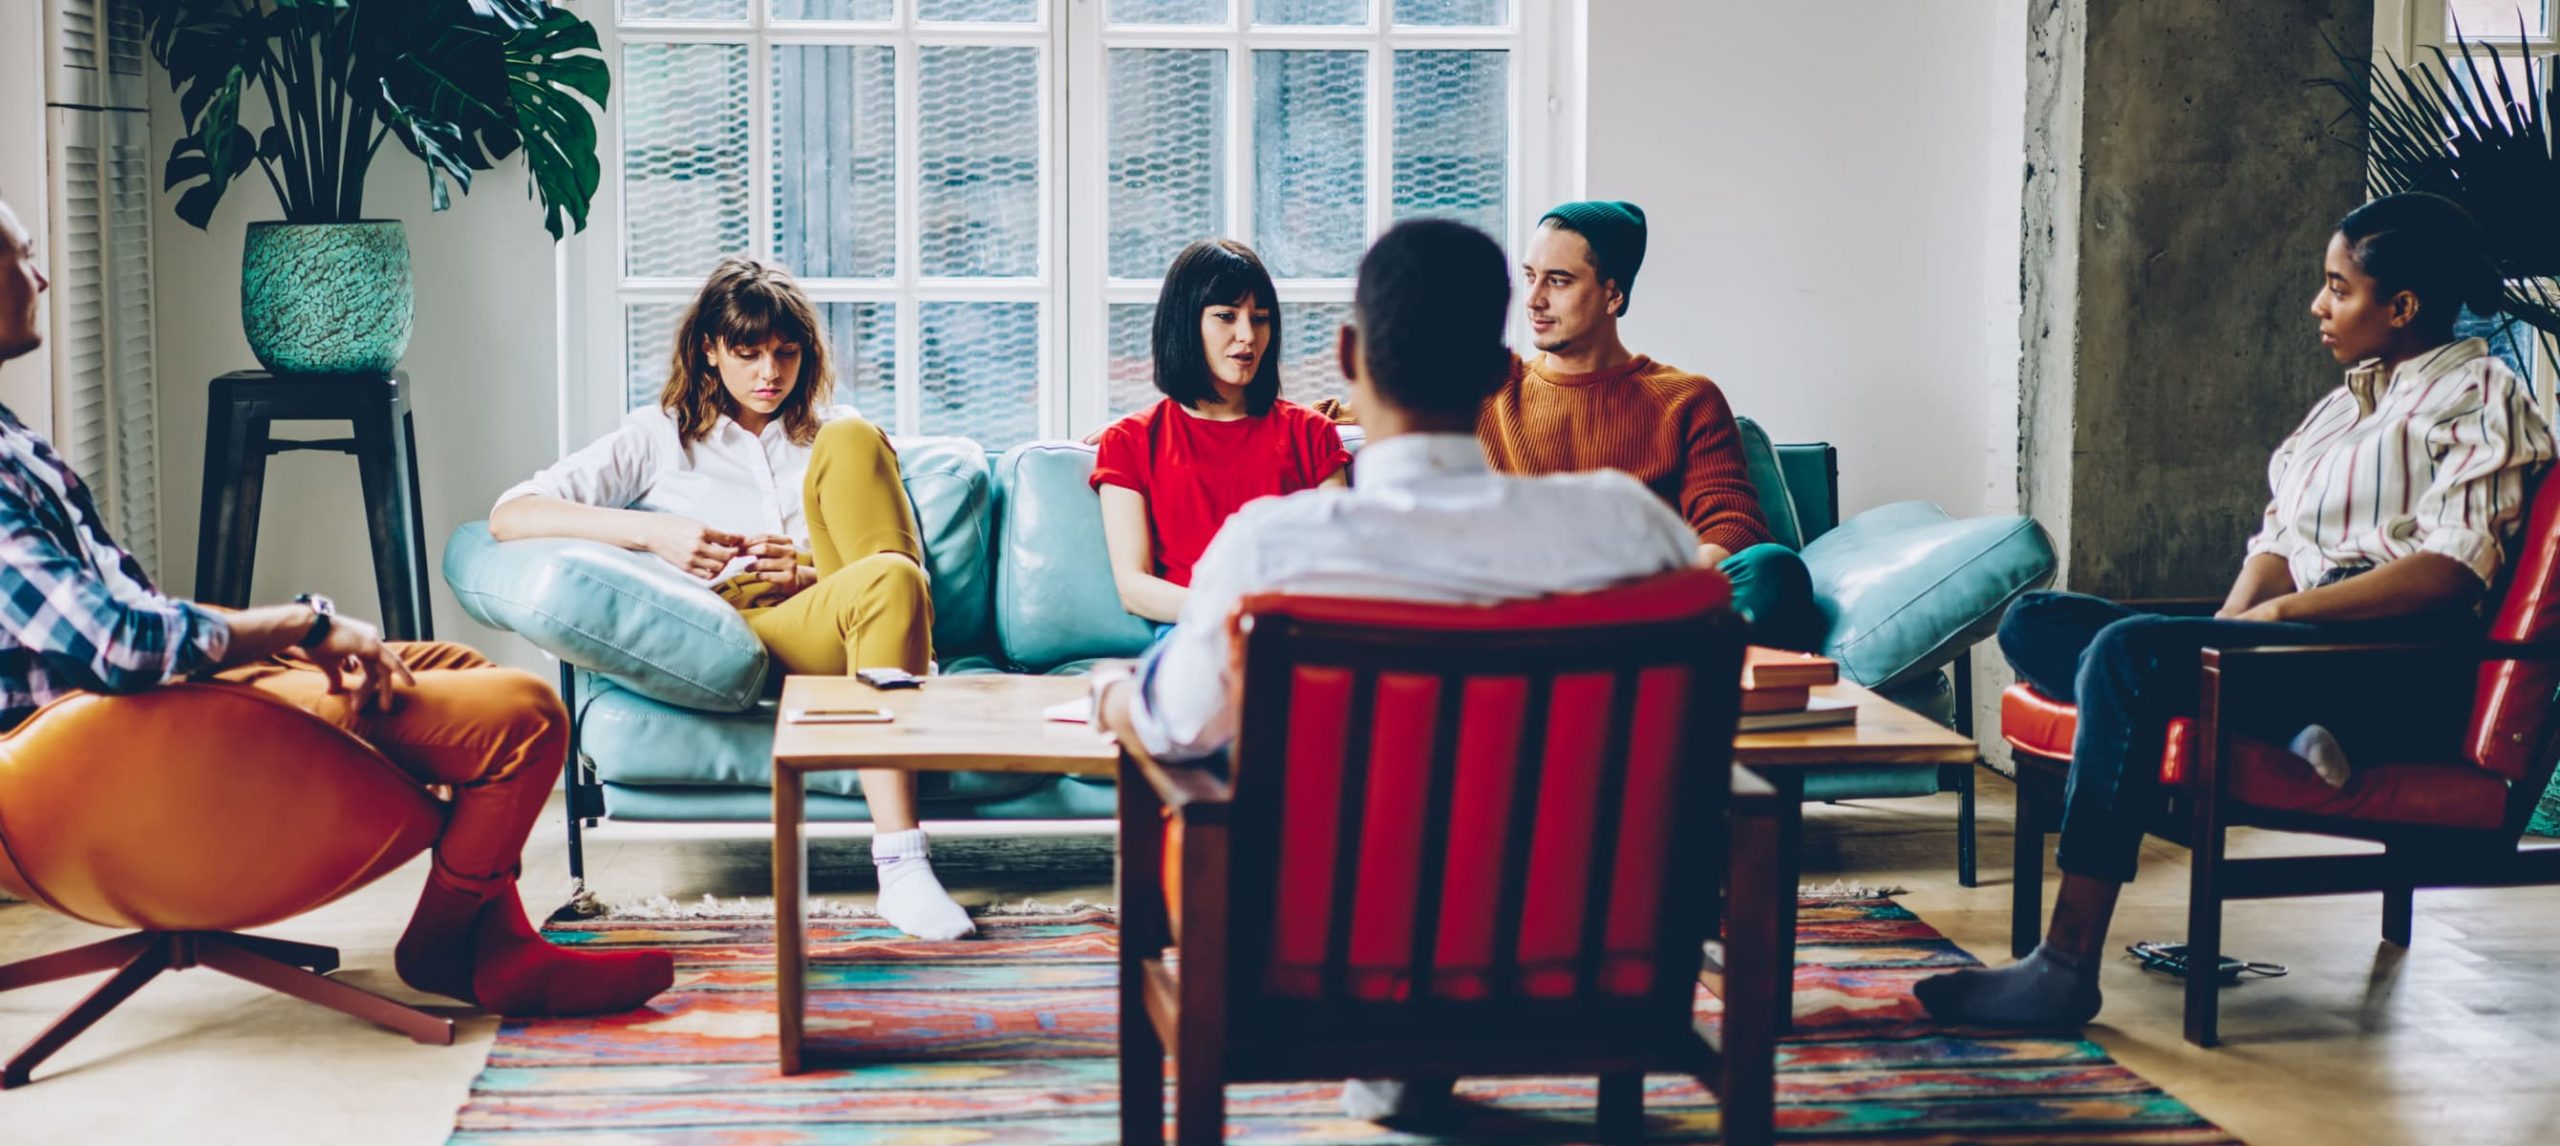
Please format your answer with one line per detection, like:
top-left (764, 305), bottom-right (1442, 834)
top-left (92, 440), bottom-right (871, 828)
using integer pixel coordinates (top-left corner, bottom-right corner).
top-left (1919, 192), bottom-right (2556, 1029)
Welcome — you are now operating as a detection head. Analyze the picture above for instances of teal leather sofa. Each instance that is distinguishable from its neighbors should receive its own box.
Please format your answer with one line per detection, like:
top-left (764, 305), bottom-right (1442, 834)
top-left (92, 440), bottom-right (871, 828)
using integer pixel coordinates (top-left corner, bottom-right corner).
top-left (443, 421), bottom-right (2055, 883)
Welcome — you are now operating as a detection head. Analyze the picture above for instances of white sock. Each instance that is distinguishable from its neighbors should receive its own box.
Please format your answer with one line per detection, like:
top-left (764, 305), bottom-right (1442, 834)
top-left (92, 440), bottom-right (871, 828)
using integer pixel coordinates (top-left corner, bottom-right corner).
top-left (2289, 724), bottom-right (2353, 789)
top-left (871, 829), bottom-right (975, 940)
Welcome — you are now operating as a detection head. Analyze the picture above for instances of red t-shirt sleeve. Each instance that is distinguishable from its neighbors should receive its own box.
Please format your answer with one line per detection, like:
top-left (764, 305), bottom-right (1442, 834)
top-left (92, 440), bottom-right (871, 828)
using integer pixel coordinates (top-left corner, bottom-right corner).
top-left (1290, 404), bottom-right (1353, 487)
top-left (1090, 412), bottom-right (1151, 494)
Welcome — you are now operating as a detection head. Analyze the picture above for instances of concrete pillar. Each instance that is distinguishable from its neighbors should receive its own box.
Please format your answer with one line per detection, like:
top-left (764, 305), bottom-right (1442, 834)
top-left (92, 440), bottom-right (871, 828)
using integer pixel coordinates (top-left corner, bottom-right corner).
top-left (2021, 0), bottom-right (2372, 600)
top-left (1982, 0), bottom-right (2371, 766)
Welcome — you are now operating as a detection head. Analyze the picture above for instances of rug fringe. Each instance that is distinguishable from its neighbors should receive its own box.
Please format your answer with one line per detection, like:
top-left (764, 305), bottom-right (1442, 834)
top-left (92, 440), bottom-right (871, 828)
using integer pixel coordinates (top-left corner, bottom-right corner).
top-left (1796, 880), bottom-right (1908, 899)
top-left (566, 891), bottom-right (1116, 922)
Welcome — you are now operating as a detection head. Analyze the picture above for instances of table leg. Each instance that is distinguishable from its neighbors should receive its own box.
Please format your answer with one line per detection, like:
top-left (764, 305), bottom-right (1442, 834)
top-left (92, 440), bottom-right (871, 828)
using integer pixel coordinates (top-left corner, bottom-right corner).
top-left (1764, 770), bottom-right (1804, 1032)
top-left (773, 768), bottom-right (808, 1075)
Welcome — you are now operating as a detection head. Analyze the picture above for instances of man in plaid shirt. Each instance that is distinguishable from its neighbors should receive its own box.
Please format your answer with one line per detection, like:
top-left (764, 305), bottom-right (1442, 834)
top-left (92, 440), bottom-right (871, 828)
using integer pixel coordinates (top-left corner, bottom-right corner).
top-left (0, 197), bottom-right (669, 1018)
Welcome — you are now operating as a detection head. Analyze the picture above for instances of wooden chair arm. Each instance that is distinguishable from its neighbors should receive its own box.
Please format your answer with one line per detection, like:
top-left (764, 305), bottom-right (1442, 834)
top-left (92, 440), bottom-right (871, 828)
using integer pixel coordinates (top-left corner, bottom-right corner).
top-left (1111, 722), bottom-right (1233, 823)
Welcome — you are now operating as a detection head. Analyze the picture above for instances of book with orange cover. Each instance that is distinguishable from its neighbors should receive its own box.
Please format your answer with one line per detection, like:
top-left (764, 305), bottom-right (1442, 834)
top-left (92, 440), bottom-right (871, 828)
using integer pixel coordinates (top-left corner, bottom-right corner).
top-left (1743, 646), bottom-right (1839, 690)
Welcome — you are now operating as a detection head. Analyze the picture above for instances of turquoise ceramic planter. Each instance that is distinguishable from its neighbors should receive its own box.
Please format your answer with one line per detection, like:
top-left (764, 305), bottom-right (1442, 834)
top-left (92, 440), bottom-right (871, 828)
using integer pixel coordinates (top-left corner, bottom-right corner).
top-left (240, 220), bottom-right (413, 376)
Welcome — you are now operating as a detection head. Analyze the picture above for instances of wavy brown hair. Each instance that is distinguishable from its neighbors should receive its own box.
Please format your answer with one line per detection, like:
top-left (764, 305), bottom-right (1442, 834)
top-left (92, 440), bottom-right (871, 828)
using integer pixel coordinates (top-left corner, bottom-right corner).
top-left (658, 257), bottom-right (833, 447)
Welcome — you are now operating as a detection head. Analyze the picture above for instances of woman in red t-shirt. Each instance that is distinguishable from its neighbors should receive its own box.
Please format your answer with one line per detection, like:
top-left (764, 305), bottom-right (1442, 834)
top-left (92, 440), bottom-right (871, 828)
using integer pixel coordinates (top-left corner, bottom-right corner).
top-left (1091, 240), bottom-right (1352, 628)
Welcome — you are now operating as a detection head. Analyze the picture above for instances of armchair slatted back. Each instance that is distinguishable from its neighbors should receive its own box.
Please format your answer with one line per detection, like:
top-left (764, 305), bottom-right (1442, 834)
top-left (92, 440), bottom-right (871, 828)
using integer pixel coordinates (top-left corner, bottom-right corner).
top-left (1220, 568), bottom-right (1746, 1044)
top-left (2471, 474), bottom-right (2560, 827)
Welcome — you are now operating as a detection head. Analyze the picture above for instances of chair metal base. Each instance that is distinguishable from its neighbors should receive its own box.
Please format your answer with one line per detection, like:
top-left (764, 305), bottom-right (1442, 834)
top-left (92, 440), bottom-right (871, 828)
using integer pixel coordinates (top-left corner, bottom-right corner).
top-left (0, 930), bottom-right (454, 1088)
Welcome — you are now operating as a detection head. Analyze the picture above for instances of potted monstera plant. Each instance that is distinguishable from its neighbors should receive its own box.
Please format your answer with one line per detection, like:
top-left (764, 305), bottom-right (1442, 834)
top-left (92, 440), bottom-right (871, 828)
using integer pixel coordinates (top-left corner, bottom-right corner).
top-left (141, 0), bottom-right (609, 376)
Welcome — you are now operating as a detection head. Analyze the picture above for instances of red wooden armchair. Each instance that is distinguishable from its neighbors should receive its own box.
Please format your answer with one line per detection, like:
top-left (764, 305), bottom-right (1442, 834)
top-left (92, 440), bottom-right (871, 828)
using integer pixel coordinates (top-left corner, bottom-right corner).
top-left (2000, 479), bottom-right (2560, 1047)
top-left (1113, 568), bottom-right (1781, 1145)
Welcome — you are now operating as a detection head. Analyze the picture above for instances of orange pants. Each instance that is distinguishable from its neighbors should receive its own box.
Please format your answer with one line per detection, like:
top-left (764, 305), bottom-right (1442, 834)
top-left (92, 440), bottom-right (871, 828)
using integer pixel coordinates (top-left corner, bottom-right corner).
top-left (215, 642), bottom-right (565, 883)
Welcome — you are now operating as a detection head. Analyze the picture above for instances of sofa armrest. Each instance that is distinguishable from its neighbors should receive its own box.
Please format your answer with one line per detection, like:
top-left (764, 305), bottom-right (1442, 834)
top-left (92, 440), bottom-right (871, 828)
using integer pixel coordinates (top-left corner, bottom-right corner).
top-left (442, 521), bottom-right (770, 713)
top-left (1799, 502), bottom-right (2057, 690)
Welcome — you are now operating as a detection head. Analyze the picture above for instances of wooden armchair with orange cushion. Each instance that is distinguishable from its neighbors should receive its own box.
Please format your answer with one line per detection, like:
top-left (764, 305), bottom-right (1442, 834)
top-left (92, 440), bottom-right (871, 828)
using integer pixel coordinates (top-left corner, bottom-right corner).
top-left (1114, 568), bottom-right (1781, 1145)
top-left (0, 683), bottom-right (454, 1087)
top-left (2000, 476), bottom-right (2560, 1046)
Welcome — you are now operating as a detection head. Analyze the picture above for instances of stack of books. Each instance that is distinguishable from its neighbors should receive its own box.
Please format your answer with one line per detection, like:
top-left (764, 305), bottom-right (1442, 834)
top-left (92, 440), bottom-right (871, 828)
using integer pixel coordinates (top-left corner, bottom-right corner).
top-left (1739, 647), bottom-right (1858, 732)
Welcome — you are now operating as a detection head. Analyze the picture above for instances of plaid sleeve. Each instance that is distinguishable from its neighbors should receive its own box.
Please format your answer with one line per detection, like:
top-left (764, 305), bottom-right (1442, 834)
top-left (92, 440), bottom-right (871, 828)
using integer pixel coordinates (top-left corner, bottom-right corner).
top-left (0, 481), bottom-right (231, 692)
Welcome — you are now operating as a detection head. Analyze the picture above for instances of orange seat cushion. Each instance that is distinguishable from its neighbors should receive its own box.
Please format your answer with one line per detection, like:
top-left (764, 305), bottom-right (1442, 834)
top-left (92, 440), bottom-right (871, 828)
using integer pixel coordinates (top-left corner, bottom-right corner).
top-left (1997, 684), bottom-right (2507, 831)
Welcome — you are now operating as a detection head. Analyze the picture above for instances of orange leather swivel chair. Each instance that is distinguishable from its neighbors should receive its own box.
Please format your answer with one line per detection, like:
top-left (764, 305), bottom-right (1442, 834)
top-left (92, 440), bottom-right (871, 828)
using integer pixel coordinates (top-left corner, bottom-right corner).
top-left (1115, 568), bottom-right (1782, 1145)
top-left (0, 682), bottom-right (453, 1087)
top-left (1999, 474), bottom-right (2560, 1046)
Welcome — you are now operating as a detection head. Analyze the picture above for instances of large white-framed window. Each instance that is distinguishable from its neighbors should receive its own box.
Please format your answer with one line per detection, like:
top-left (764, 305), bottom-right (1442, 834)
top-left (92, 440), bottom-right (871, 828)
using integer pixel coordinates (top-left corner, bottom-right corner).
top-left (576, 0), bottom-right (1574, 452)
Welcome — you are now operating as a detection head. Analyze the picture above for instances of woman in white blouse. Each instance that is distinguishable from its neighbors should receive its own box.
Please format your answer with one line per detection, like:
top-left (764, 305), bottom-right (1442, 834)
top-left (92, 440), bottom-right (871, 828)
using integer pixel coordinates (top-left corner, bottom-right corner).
top-left (1920, 192), bottom-right (2556, 1028)
top-left (490, 257), bottom-right (973, 940)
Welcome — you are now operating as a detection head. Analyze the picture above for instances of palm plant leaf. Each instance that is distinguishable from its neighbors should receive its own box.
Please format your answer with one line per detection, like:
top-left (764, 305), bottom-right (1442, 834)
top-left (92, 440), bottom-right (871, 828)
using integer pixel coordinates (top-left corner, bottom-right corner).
top-left (2320, 24), bottom-right (2560, 372)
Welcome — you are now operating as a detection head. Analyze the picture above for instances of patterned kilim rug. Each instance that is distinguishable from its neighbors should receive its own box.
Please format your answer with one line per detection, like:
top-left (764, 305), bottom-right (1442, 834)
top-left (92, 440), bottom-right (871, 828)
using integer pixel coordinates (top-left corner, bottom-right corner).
top-left (446, 898), bottom-right (2238, 1144)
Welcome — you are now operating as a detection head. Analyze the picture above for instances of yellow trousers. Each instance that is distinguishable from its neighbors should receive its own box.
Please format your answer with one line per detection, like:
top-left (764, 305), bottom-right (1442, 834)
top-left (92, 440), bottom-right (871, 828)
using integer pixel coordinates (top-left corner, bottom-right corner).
top-left (732, 417), bottom-right (934, 676)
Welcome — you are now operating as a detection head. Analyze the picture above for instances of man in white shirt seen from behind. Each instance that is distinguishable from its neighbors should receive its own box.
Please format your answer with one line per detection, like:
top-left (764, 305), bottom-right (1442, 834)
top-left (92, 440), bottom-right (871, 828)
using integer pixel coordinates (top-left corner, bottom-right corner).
top-left (1095, 217), bottom-right (1702, 1126)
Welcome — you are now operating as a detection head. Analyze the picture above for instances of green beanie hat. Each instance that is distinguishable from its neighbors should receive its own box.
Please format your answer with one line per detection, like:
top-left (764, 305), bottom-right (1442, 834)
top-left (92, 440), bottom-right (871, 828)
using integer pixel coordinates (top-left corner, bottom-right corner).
top-left (1538, 200), bottom-right (1648, 315)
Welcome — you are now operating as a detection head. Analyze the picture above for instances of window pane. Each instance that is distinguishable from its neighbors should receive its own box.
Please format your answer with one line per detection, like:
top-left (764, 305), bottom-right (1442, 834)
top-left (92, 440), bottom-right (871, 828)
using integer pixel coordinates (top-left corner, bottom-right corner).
top-left (625, 302), bottom-right (686, 411)
top-left (1391, 50), bottom-right (1507, 241)
top-left (774, 45), bottom-right (897, 280)
top-left (2448, 0), bottom-right (2548, 39)
top-left (1395, 0), bottom-right (1505, 25)
top-left (622, 0), bottom-right (747, 20)
top-left (1255, 50), bottom-right (1366, 278)
top-left (1258, 0), bottom-right (1366, 24)
top-left (920, 301), bottom-right (1040, 447)
top-left (919, 46), bottom-right (1042, 278)
top-left (817, 302), bottom-right (897, 418)
top-left (1113, 0), bottom-right (1229, 23)
top-left (919, 0), bottom-right (1038, 21)
top-left (1108, 302), bottom-right (1159, 416)
top-left (1279, 301), bottom-right (1352, 409)
top-left (624, 43), bottom-right (753, 280)
top-left (774, 0), bottom-right (895, 19)
top-left (1109, 49), bottom-right (1228, 280)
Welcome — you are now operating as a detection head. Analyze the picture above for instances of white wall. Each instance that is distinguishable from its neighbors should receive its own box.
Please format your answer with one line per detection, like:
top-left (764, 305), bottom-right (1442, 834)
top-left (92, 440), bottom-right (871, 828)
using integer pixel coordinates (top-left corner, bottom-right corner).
top-left (150, 79), bottom-right (568, 671)
top-left (1586, 0), bottom-right (2027, 521)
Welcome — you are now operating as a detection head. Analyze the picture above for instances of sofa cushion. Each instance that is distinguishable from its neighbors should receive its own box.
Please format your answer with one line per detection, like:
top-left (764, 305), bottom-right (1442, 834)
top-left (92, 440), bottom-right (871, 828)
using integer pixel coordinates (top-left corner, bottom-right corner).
top-left (994, 443), bottom-right (1157, 671)
top-left (1801, 502), bottom-right (2056, 690)
top-left (894, 436), bottom-right (998, 659)
top-left (445, 522), bottom-right (772, 712)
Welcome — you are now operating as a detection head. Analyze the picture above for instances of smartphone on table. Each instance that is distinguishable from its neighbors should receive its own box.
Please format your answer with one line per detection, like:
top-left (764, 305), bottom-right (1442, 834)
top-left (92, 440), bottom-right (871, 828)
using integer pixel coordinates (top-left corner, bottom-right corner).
top-left (786, 707), bottom-right (895, 725)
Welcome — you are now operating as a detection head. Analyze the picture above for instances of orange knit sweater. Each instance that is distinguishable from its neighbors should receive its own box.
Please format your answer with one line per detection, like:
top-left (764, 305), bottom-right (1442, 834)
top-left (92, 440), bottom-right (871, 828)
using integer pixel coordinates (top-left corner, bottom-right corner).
top-left (1477, 354), bottom-right (1773, 555)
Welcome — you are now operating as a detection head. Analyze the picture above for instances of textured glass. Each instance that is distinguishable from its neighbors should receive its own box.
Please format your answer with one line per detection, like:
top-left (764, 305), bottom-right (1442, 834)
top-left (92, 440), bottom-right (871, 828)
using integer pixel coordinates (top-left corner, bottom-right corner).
top-left (919, 0), bottom-right (1038, 21)
top-left (1254, 51), bottom-right (1366, 279)
top-left (1108, 303), bottom-right (1160, 416)
top-left (1279, 301), bottom-right (1353, 408)
top-left (2448, 0), bottom-right (2548, 38)
top-left (1258, 0), bottom-right (1365, 24)
top-left (1112, 0), bottom-right (1228, 23)
top-left (919, 46), bottom-right (1041, 278)
top-left (1394, 0), bottom-right (1506, 26)
top-left (774, 45), bottom-right (897, 279)
top-left (919, 302), bottom-right (1041, 447)
top-left (621, 0), bottom-right (748, 20)
top-left (625, 303), bottom-right (688, 411)
top-left (1109, 49), bottom-right (1228, 279)
top-left (624, 43), bottom-right (753, 279)
top-left (774, 0), bottom-right (896, 19)
top-left (1392, 50), bottom-right (1507, 241)
top-left (816, 302), bottom-right (898, 418)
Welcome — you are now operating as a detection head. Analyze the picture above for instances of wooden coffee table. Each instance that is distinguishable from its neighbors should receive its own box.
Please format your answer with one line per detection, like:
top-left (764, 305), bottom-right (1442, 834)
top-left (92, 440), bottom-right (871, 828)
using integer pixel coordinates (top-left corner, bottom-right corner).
top-left (1725, 679), bottom-right (1979, 1027)
top-left (768, 673), bottom-right (1115, 1073)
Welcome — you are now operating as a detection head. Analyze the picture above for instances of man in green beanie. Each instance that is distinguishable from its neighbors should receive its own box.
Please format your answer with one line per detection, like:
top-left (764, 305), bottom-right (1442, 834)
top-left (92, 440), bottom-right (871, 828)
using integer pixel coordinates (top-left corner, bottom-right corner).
top-left (1477, 200), bottom-right (1823, 650)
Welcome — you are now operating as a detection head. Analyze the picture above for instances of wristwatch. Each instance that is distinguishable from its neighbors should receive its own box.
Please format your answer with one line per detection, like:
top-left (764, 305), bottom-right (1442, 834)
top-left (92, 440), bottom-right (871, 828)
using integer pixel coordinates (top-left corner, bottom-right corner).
top-left (293, 593), bottom-right (336, 649)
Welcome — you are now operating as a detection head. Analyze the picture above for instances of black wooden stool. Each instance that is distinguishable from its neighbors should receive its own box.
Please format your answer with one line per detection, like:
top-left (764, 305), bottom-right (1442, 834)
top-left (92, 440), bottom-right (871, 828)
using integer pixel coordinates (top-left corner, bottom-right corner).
top-left (194, 370), bottom-right (434, 640)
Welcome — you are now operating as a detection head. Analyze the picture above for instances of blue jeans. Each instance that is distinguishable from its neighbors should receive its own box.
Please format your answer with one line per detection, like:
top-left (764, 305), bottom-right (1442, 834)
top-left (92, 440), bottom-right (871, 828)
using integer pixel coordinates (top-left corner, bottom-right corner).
top-left (1720, 543), bottom-right (1824, 652)
top-left (1997, 590), bottom-right (2455, 882)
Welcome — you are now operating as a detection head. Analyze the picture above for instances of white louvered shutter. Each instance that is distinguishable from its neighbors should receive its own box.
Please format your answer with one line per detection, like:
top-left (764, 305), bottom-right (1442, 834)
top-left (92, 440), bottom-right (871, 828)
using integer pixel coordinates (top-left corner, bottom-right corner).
top-left (44, 0), bottom-right (159, 579)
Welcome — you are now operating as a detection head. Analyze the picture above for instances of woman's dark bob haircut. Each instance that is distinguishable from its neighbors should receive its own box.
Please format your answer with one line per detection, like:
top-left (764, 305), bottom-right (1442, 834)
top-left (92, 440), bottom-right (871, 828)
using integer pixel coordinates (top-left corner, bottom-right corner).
top-left (2336, 192), bottom-right (2506, 341)
top-left (1152, 239), bottom-right (1283, 415)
